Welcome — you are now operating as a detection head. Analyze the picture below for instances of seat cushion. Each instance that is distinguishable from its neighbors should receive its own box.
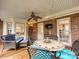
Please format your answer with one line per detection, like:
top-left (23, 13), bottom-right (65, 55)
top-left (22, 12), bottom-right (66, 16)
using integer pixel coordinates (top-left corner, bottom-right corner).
top-left (56, 51), bottom-right (77, 59)
top-left (16, 37), bottom-right (24, 43)
top-left (55, 49), bottom-right (77, 59)
top-left (61, 49), bottom-right (74, 55)
top-left (2, 34), bottom-right (15, 41)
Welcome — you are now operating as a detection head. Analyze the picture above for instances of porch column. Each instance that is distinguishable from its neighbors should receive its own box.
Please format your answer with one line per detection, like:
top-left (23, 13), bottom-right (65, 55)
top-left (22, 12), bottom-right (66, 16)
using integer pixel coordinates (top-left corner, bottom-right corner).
top-left (3, 20), bottom-right (8, 35)
top-left (37, 23), bottom-right (44, 39)
top-left (12, 19), bottom-right (16, 34)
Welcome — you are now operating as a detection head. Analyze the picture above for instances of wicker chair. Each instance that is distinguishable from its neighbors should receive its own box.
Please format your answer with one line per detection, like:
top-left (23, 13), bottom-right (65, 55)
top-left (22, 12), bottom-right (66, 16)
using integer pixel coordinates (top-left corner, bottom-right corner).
top-left (26, 46), bottom-right (53, 59)
top-left (26, 47), bottom-right (36, 59)
top-left (72, 40), bottom-right (79, 56)
top-left (1, 34), bottom-right (23, 52)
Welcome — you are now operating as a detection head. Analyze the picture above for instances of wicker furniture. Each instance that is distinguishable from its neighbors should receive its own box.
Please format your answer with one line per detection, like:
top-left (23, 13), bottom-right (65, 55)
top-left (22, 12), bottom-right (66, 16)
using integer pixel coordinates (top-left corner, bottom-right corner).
top-left (1, 34), bottom-right (23, 52)
top-left (72, 40), bottom-right (79, 56)
top-left (26, 39), bottom-right (65, 59)
top-left (27, 46), bottom-right (52, 59)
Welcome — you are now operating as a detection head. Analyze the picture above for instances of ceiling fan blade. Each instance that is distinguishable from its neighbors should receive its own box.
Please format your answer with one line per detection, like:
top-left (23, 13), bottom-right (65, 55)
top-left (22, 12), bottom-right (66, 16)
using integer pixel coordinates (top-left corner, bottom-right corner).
top-left (28, 12), bottom-right (42, 21)
top-left (27, 17), bottom-right (32, 21)
top-left (35, 16), bottom-right (42, 19)
top-left (33, 17), bottom-right (38, 21)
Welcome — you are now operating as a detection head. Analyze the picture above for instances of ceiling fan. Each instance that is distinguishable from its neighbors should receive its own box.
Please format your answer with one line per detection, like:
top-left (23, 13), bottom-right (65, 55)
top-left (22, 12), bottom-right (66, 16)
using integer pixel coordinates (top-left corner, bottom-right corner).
top-left (27, 12), bottom-right (42, 21)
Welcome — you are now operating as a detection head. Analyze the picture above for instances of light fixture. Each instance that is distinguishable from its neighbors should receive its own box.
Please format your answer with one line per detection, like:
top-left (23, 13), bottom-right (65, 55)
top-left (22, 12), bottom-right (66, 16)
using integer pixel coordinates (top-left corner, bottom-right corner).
top-left (28, 18), bottom-right (37, 26)
top-left (27, 12), bottom-right (42, 26)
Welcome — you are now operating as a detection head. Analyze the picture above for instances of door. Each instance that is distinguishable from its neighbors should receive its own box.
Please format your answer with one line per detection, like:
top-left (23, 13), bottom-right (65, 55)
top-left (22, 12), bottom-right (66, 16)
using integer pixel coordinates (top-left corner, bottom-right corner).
top-left (57, 17), bottom-right (71, 46)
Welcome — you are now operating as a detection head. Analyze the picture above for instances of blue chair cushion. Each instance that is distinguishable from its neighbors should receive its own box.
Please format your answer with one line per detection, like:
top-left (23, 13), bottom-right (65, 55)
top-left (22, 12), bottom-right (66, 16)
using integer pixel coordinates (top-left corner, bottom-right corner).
top-left (61, 49), bottom-right (74, 55)
top-left (56, 49), bottom-right (77, 59)
top-left (16, 37), bottom-right (24, 43)
top-left (2, 34), bottom-right (15, 41)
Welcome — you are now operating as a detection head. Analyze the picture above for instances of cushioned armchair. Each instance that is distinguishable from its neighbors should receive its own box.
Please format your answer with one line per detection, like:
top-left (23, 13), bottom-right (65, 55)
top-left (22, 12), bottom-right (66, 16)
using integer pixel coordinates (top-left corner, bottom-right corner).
top-left (1, 34), bottom-right (23, 52)
top-left (72, 40), bottom-right (79, 56)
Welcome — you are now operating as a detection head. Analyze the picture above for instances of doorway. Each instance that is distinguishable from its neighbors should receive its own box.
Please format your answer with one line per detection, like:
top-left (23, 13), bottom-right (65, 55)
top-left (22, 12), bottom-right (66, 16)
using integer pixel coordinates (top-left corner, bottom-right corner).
top-left (28, 23), bottom-right (37, 43)
top-left (0, 19), bottom-right (3, 45)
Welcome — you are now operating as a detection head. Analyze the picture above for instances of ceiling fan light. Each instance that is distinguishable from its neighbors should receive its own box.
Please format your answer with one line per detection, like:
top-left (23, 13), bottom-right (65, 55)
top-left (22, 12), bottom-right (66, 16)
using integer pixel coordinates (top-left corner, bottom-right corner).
top-left (27, 18), bottom-right (37, 26)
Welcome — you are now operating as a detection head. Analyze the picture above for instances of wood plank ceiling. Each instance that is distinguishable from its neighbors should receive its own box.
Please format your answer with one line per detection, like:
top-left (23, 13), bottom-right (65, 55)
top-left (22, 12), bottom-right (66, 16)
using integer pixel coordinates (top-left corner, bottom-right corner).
top-left (0, 0), bottom-right (79, 19)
